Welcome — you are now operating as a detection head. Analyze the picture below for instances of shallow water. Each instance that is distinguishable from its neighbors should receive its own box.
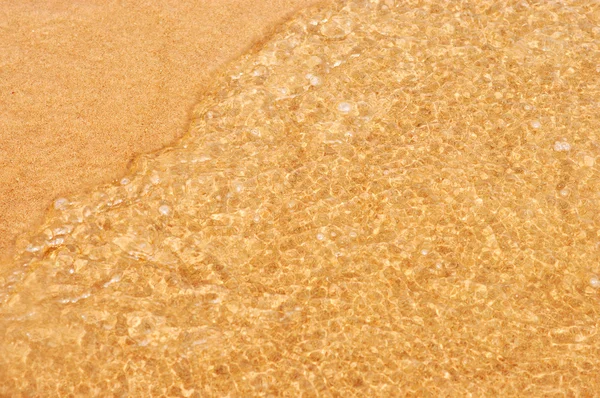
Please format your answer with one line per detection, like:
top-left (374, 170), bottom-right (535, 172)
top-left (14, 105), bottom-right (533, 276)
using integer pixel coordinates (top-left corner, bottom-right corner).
top-left (2, 0), bottom-right (600, 395)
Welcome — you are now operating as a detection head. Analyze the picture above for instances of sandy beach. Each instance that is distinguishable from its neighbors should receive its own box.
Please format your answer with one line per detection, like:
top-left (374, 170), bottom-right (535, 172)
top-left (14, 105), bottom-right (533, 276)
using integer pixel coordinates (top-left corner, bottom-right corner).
top-left (2, 0), bottom-right (600, 395)
top-left (0, 0), bottom-right (324, 261)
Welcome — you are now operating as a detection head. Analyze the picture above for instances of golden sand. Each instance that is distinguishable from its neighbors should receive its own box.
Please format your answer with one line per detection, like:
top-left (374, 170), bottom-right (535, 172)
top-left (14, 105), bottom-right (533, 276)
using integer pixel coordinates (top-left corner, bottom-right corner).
top-left (2, 0), bottom-right (600, 395)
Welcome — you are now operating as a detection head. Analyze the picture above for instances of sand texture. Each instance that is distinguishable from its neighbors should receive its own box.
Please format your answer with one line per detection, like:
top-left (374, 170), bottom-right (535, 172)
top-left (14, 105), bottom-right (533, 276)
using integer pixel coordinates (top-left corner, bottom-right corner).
top-left (2, 0), bottom-right (600, 396)
top-left (0, 0), bottom-right (324, 261)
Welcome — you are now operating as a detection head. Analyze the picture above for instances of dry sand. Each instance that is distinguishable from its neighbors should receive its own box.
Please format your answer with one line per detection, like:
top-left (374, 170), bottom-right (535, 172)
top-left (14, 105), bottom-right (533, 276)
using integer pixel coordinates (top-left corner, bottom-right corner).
top-left (0, 0), bottom-right (325, 262)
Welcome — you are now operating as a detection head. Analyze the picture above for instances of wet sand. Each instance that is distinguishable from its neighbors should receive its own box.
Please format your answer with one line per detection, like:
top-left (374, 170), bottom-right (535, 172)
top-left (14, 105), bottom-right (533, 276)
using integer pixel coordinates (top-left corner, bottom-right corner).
top-left (0, 0), bottom-right (325, 261)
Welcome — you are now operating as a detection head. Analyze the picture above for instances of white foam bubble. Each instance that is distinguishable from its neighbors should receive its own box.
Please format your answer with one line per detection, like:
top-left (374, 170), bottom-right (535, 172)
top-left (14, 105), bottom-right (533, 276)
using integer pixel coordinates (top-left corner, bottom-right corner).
top-left (158, 204), bottom-right (172, 216)
top-left (337, 102), bottom-right (352, 113)
top-left (553, 141), bottom-right (571, 152)
top-left (150, 173), bottom-right (161, 185)
top-left (54, 197), bottom-right (68, 210)
top-left (309, 75), bottom-right (321, 86)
